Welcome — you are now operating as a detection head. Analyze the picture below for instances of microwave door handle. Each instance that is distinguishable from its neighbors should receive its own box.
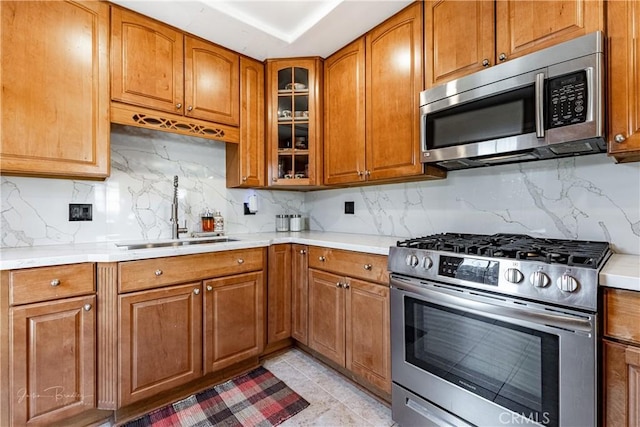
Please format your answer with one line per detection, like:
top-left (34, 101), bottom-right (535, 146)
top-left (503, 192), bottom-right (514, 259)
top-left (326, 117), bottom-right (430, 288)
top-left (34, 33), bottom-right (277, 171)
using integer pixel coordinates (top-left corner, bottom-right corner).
top-left (535, 72), bottom-right (545, 138)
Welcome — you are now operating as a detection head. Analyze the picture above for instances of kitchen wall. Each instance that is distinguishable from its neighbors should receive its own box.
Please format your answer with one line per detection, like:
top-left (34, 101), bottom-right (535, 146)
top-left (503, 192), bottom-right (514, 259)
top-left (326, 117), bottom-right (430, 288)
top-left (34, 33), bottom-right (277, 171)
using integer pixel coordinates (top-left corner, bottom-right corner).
top-left (2, 126), bottom-right (639, 255)
top-left (306, 155), bottom-right (640, 255)
top-left (1, 125), bottom-right (305, 247)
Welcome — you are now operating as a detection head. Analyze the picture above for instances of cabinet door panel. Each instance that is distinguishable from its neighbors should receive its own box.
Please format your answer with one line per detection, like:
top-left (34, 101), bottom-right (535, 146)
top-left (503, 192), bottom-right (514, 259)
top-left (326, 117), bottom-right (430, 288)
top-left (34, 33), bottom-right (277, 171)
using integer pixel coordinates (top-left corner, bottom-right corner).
top-left (119, 283), bottom-right (202, 406)
top-left (425, 0), bottom-right (495, 87)
top-left (185, 36), bottom-right (239, 126)
top-left (366, 2), bottom-right (423, 181)
top-left (308, 269), bottom-right (345, 366)
top-left (0, 0), bottom-right (109, 178)
top-left (345, 278), bottom-right (390, 393)
top-left (324, 39), bottom-right (366, 185)
top-left (267, 245), bottom-right (292, 344)
top-left (496, 0), bottom-right (604, 62)
top-left (111, 7), bottom-right (184, 114)
top-left (11, 295), bottom-right (96, 425)
top-left (607, 0), bottom-right (640, 162)
top-left (227, 57), bottom-right (265, 187)
top-left (204, 272), bottom-right (264, 373)
top-left (291, 244), bottom-right (309, 344)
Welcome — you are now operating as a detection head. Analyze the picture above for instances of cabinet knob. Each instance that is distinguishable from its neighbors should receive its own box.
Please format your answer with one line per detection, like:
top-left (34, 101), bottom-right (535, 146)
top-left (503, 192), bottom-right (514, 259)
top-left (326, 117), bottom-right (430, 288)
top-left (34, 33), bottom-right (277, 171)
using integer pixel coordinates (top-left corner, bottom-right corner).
top-left (336, 282), bottom-right (343, 288)
top-left (482, 58), bottom-right (490, 67)
top-left (343, 282), bottom-right (350, 289)
top-left (187, 105), bottom-right (193, 111)
top-left (50, 279), bottom-right (61, 287)
top-left (363, 264), bottom-right (372, 271)
top-left (242, 176), bottom-right (247, 182)
top-left (365, 170), bottom-right (371, 176)
top-left (84, 304), bottom-right (92, 311)
top-left (194, 288), bottom-right (200, 295)
top-left (498, 53), bottom-right (507, 61)
top-left (176, 103), bottom-right (182, 110)
top-left (318, 256), bottom-right (326, 262)
top-left (155, 269), bottom-right (163, 276)
top-left (237, 258), bottom-right (244, 264)
top-left (357, 170), bottom-right (364, 177)
top-left (615, 133), bottom-right (627, 143)
top-left (206, 285), bottom-right (213, 291)
top-left (299, 249), bottom-right (307, 254)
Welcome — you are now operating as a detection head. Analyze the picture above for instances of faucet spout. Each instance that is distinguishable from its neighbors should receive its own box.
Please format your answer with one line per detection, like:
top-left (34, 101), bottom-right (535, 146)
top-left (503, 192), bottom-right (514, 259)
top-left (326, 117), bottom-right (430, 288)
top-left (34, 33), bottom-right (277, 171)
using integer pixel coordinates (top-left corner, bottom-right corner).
top-left (170, 176), bottom-right (188, 239)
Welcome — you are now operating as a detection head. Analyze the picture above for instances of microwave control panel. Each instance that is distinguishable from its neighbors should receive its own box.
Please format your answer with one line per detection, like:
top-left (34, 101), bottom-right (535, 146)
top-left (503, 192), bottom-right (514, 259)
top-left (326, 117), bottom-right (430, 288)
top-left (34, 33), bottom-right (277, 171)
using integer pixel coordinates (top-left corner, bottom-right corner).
top-left (547, 70), bottom-right (587, 129)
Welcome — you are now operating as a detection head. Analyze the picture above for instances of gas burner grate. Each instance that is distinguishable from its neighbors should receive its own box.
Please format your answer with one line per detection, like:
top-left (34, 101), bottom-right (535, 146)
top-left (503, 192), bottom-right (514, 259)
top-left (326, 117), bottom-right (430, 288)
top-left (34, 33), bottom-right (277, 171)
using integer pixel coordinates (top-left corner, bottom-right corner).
top-left (397, 233), bottom-right (610, 268)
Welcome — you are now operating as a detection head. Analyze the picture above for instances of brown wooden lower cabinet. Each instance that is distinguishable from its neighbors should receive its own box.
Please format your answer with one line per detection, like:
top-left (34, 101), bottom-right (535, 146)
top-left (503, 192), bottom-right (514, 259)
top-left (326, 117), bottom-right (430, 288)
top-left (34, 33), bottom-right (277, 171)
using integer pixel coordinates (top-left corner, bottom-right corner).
top-left (118, 282), bottom-right (203, 406)
top-left (603, 287), bottom-right (640, 426)
top-left (267, 245), bottom-right (292, 346)
top-left (10, 295), bottom-right (97, 426)
top-left (308, 268), bottom-right (391, 394)
top-left (291, 244), bottom-right (309, 345)
top-left (204, 272), bottom-right (264, 372)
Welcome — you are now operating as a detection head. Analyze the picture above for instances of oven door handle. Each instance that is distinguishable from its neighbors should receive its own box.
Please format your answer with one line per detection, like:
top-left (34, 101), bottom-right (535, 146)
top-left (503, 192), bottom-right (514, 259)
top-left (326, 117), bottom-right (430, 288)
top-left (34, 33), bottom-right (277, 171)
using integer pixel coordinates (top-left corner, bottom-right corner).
top-left (392, 279), bottom-right (593, 333)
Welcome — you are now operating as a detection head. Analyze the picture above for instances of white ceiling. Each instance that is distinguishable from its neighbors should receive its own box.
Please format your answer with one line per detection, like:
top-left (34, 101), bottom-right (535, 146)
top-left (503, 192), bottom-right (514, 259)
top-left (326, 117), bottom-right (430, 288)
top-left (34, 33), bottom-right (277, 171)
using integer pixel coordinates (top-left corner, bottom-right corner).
top-left (109, 0), bottom-right (414, 60)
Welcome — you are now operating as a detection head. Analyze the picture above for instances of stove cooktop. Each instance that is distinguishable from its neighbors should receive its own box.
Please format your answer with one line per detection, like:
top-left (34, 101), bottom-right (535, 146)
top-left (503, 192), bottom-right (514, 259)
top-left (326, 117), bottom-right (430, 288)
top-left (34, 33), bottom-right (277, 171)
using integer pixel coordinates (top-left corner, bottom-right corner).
top-left (396, 233), bottom-right (610, 269)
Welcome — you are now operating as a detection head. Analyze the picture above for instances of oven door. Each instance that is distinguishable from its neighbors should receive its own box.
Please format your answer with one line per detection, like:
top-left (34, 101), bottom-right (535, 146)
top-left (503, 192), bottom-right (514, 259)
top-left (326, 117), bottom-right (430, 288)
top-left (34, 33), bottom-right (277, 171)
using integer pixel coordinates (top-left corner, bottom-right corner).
top-left (390, 275), bottom-right (597, 427)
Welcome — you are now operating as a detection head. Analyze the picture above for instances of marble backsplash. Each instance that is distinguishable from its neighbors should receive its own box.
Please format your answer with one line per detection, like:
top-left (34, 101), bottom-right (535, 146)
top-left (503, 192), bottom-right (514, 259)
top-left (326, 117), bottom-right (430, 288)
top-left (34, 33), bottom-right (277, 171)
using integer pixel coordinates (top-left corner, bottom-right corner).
top-left (2, 125), bottom-right (639, 255)
top-left (1, 125), bottom-right (305, 247)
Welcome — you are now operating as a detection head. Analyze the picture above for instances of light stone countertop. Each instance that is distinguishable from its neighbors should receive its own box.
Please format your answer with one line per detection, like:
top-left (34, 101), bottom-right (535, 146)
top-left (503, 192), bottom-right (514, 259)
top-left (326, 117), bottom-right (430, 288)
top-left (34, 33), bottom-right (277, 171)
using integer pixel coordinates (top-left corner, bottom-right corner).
top-left (599, 254), bottom-right (640, 292)
top-left (0, 231), bottom-right (403, 270)
top-left (2, 233), bottom-right (638, 292)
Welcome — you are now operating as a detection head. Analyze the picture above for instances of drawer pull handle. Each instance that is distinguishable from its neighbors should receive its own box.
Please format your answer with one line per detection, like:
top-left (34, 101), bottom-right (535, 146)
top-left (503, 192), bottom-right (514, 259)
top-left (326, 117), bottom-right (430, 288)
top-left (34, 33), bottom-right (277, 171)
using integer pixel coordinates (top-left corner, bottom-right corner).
top-left (84, 304), bottom-right (92, 311)
top-left (206, 285), bottom-right (213, 291)
top-left (155, 269), bottom-right (163, 276)
top-left (237, 258), bottom-right (244, 264)
top-left (194, 288), bottom-right (200, 295)
top-left (363, 264), bottom-right (372, 271)
top-left (50, 279), bottom-right (61, 287)
top-left (319, 256), bottom-right (326, 262)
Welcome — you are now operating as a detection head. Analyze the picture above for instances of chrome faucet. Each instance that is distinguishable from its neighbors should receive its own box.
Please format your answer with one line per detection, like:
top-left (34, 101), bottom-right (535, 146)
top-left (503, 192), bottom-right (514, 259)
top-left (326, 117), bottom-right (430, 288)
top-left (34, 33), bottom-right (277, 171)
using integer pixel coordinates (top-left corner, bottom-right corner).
top-left (170, 175), bottom-right (188, 239)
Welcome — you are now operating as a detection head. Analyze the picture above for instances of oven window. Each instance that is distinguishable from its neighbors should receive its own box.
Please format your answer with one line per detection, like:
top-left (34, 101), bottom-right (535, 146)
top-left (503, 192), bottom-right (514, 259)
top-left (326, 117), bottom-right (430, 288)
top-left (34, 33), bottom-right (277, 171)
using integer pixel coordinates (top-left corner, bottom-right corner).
top-left (405, 296), bottom-right (558, 426)
top-left (425, 85), bottom-right (536, 149)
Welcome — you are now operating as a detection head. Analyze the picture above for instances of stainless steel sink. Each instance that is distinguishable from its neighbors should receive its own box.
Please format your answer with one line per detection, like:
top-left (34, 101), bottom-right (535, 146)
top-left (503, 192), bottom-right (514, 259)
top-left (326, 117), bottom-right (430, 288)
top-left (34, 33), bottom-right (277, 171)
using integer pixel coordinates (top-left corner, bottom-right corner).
top-left (116, 237), bottom-right (238, 250)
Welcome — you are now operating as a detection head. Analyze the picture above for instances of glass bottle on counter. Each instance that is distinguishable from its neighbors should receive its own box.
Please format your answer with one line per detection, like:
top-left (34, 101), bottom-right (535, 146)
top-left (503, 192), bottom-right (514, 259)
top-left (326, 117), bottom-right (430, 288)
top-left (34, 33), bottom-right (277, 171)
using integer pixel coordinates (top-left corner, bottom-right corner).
top-left (213, 210), bottom-right (224, 234)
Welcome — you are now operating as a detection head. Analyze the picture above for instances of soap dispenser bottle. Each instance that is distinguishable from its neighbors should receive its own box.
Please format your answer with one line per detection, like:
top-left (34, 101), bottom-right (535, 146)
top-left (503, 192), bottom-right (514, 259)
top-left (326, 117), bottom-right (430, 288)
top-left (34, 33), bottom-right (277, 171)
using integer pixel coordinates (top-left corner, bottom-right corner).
top-left (213, 210), bottom-right (224, 234)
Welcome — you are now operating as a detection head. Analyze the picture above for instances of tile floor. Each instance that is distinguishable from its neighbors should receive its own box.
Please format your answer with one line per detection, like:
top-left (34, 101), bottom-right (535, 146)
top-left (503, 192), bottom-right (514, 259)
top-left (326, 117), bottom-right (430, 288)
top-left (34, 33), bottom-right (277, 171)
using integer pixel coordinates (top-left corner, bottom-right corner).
top-left (263, 349), bottom-right (396, 427)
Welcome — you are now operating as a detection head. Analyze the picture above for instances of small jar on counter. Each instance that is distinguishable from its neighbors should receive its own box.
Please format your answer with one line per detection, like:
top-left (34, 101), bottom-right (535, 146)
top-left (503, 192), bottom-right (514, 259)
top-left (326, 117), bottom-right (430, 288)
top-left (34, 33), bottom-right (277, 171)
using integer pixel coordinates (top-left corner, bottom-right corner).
top-left (275, 214), bottom-right (289, 232)
top-left (290, 214), bottom-right (303, 232)
top-left (201, 208), bottom-right (214, 232)
top-left (213, 210), bottom-right (224, 233)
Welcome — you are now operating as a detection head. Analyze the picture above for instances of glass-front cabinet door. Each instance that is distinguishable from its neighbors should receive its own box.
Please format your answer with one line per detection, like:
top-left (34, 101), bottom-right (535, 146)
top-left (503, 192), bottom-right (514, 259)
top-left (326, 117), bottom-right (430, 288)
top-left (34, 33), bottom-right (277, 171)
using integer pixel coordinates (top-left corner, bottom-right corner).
top-left (266, 58), bottom-right (323, 188)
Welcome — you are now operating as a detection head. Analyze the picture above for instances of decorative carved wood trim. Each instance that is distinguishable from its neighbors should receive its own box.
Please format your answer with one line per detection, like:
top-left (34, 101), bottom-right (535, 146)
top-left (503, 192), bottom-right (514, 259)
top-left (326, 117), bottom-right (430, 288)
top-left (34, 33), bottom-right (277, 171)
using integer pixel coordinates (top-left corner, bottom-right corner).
top-left (111, 102), bottom-right (240, 143)
top-left (97, 263), bottom-right (118, 410)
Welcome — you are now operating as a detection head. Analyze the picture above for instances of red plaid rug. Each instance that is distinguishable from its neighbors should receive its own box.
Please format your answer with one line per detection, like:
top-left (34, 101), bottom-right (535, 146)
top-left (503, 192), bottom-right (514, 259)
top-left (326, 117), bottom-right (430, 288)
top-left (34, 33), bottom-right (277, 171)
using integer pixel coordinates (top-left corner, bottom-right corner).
top-left (124, 366), bottom-right (309, 427)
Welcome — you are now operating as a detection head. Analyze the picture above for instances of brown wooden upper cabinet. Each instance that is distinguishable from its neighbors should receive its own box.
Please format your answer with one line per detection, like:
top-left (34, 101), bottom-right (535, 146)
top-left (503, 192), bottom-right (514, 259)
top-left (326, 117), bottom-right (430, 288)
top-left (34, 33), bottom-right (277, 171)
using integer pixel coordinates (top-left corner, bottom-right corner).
top-left (226, 57), bottom-right (266, 188)
top-left (324, 3), bottom-right (445, 186)
top-left (424, 0), bottom-right (605, 88)
top-left (111, 6), bottom-right (239, 126)
top-left (266, 58), bottom-right (324, 188)
top-left (0, 0), bottom-right (110, 179)
top-left (606, 0), bottom-right (640, 163)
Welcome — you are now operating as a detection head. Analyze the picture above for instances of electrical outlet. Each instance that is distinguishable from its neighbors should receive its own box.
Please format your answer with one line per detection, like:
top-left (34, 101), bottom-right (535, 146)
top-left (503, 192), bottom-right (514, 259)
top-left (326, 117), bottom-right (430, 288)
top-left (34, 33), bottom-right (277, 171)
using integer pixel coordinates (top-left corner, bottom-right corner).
top-left (345, 201), bottom-right (355, 214)
top-left (69, 204), bottom-right (92, 221)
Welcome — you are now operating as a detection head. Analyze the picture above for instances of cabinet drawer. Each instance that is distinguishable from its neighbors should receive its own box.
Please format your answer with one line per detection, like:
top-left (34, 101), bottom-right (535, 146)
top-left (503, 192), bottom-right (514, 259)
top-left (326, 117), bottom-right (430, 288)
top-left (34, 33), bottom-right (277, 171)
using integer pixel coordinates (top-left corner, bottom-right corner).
top-left (9, 263), bottom-right (95, 305)
top-left (604, 288), bottom-right (640, 345)
top-left (308, 246), bottom-right (389, 285)
top-left (119, 248), bottom-right (265, 292)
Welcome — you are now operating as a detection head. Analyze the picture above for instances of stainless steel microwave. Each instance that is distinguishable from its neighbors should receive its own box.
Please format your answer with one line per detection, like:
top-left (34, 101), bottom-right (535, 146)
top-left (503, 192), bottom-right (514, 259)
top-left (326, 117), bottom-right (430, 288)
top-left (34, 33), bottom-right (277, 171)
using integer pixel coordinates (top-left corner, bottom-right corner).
top-left (420, 32), bottom-right (606, 170)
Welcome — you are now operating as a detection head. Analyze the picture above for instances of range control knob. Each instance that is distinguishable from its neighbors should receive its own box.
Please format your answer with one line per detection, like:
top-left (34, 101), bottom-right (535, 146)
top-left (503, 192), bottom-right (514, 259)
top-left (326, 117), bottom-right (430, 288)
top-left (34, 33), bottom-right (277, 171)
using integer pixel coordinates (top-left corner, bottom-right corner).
top-left (406, 254), bottom-right (419, 268)
top-left (557, 274), bottom-right (579, 292)
top-left (530, 271), bottom-right (550, 288)
top-left (504, 268), bottom-right (524, 284)
top-left (421, 256), bottom-right (433, 270)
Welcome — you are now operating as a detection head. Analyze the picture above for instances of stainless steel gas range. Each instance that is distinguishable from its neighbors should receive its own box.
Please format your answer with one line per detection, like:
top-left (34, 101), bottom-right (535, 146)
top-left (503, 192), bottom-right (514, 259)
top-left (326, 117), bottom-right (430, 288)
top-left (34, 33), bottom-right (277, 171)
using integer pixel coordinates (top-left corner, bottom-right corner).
top-left (388, 233), bottom-right (611, 427)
